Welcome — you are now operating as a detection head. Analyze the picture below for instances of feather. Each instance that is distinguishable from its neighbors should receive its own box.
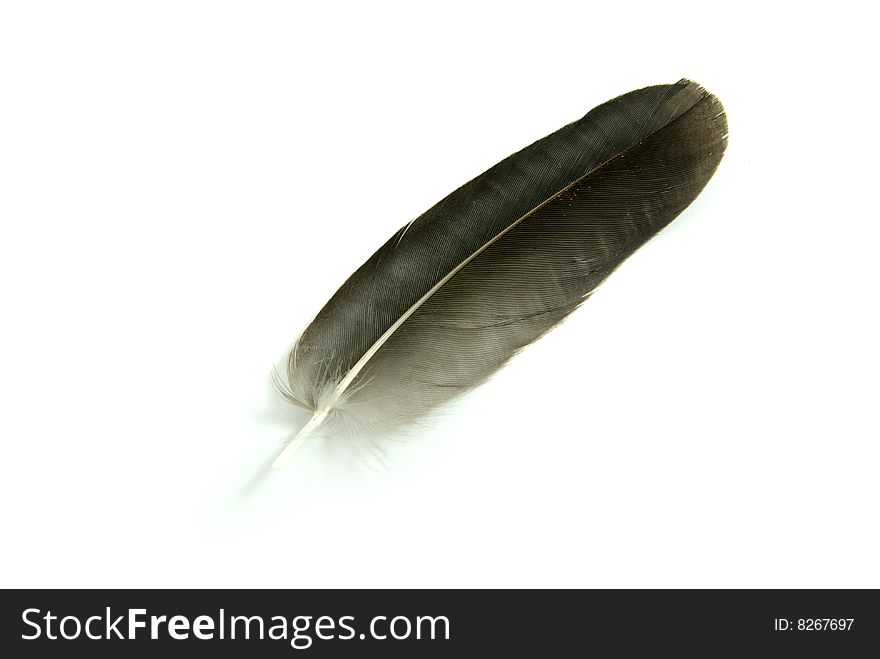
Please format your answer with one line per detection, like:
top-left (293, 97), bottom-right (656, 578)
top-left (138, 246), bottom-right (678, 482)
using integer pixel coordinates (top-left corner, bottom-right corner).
top-left (272, 79), bottom-right (727, 468)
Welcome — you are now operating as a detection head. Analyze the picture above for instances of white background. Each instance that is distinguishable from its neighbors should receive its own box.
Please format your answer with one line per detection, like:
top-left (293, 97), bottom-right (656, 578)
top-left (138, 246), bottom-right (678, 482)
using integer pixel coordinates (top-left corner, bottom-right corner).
top-left (1, 1), bottom-right (877, 588)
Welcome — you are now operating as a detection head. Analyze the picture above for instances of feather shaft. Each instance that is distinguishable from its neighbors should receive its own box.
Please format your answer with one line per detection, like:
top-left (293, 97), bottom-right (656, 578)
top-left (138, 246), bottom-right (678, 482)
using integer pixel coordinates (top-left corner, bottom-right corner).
top-left (271, 408), bottom-right (328, 469)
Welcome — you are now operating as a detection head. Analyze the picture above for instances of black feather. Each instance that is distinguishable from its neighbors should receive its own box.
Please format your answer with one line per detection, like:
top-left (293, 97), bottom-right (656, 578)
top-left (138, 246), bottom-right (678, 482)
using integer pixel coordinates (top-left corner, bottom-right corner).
top-left (273, 79), bottom-right (727, 466)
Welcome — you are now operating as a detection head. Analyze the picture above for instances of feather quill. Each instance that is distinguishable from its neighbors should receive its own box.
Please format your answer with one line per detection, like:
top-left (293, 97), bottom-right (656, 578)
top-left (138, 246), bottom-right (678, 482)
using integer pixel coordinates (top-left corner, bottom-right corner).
top-left (273, 79), bottom-right (727, 468)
